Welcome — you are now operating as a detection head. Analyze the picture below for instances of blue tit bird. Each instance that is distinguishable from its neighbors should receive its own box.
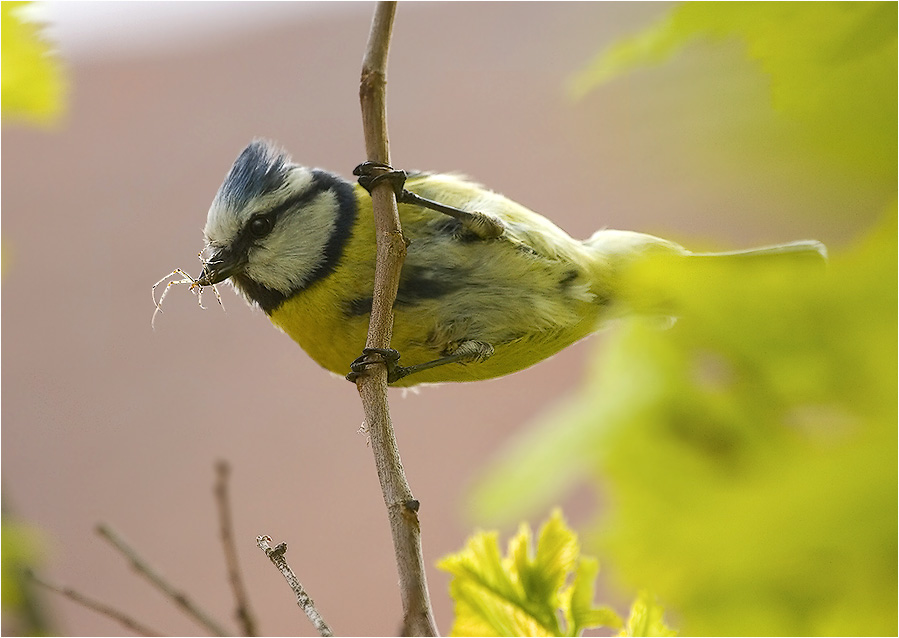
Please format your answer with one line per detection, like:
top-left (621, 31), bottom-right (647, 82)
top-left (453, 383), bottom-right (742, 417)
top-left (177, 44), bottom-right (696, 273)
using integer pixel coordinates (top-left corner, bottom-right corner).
top-left (192, 139), bottom-right (825, 387)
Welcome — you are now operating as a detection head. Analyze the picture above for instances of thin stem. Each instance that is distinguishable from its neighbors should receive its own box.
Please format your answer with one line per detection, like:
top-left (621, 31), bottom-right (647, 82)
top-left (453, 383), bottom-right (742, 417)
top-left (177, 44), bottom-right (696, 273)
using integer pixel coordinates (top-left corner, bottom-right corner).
top-left (95, 523), bottom-right (231, 637)
top-left (214, 460), bottom-right (258, 637)
top-left (255, 536), bottom-right (332, 637)
top-left (356, 2), bottom-right (438, 636)
top-left (28, 570), bottom-right (164, 637)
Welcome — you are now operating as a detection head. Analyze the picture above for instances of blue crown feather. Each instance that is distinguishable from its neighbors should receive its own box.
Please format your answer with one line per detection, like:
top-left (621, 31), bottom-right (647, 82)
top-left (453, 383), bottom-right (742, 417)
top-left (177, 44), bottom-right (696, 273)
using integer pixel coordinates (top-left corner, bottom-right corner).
top-left (215, 139), bottom-right (292, 211)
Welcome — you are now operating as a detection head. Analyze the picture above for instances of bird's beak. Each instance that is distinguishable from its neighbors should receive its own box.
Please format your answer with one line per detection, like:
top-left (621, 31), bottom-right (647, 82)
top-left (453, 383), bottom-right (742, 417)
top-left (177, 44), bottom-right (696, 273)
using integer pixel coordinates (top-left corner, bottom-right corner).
top-left (196, 247), bottom-right (246, 286)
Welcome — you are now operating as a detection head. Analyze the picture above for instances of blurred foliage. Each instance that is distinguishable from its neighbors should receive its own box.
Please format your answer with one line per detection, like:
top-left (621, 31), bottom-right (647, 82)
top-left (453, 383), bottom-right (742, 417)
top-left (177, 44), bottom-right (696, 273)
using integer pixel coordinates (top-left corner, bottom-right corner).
top-left (469, 3), bottom-right (896, 636)
top-left (1, 0), bottom-right (66, 125)
top-left (571, 2), bottom-right (896, 191)
top-left (2, 515), bottom-right (55, 635)
top-left (2, 3), bottom-right (64, 633)
top-left (438, 511), bottom-right (675, 637)
top-left (473, 211), bottom-right (897, 635)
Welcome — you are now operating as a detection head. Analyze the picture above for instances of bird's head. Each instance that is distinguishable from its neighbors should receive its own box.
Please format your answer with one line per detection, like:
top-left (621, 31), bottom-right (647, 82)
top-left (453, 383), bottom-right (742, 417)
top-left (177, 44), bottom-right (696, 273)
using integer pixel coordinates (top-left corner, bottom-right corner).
top-left (197, 140), bottom-right (357, 313)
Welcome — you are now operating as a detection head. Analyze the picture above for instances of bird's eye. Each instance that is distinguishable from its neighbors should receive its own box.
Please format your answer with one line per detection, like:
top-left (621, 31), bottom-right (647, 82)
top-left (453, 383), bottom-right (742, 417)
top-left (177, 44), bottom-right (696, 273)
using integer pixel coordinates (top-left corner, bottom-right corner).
top-left (249, 215), bottom-right (274, 238)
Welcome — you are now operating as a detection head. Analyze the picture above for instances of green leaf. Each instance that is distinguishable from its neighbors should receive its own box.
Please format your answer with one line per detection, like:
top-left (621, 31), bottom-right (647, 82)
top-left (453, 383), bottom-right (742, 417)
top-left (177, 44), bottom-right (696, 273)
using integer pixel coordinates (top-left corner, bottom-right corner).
top-left (561, 557), bottom-right (623, 637)
top-left (438, 511), bottom-right (624, 636)
top-left (2, 1), bottom-right (66, 124)
top-left (622, 591), bottom-right (676, 638)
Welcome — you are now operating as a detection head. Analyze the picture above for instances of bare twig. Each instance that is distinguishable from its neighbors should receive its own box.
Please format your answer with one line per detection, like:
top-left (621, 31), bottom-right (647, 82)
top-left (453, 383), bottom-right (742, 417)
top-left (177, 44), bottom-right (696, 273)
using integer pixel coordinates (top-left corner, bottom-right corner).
top-left (28, 570), bottom-right (164, 637)
top-left (214, 460), bottom-right (258, 637)
top-left (355, 2), bottom-right (438, 636)
top-left (96, 523), bottom-right (231, 637)
top-left (255, 536), bottom-right (332, 637)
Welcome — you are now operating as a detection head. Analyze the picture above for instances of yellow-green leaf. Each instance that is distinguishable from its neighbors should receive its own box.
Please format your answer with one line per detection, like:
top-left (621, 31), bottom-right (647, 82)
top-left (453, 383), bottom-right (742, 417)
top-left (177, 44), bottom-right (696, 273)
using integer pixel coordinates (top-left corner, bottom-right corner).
top-left (439, 511), bottom-right (624, 636)
top-left (621, 591), bottom-right (676, 638)
top-left (562, 557), bottom-right (623, 637)
top-left (2, 1), bottom-right (66, 124)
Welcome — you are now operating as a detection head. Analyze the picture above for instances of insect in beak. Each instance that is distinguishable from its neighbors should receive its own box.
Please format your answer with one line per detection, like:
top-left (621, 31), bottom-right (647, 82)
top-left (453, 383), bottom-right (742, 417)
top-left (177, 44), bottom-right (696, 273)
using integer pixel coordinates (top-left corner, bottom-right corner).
top-left (195, 247), bottom-right (245, 286)
top-left (151, 252), bottom-right (225, 330)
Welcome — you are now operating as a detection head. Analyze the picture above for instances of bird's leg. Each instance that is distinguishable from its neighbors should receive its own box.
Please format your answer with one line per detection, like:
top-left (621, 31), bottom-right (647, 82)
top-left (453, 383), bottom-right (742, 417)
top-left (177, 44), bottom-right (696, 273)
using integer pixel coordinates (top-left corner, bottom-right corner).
top-left (401, 189), bottom-right (505, 240)
top-left (396, 340), bottom-right (494, 381)
top-left (353, 162), bottom-right (504, 240)
top-left (346, 341), bottom-right (494, 385)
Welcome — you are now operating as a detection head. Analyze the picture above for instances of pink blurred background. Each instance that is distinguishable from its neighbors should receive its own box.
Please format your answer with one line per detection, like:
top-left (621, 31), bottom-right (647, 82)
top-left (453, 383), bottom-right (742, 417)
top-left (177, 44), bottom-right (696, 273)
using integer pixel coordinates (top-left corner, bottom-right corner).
top-left (2, 3), bottom-right (873, 636)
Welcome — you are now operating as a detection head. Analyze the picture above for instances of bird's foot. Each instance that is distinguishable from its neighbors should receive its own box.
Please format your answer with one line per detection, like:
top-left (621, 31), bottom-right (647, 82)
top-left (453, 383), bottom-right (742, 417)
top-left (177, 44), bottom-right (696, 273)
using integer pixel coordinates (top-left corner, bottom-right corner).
top-left (353, 162), bottom-right (407, 199)
top-left (346, 347), bottom-right (409, 384)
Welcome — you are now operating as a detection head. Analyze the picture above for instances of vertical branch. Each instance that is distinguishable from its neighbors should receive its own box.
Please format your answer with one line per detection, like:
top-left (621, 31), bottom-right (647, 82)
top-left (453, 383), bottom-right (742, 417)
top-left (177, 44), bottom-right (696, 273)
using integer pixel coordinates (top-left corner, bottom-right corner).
top-left (356, 2), bottom-right (438, 636)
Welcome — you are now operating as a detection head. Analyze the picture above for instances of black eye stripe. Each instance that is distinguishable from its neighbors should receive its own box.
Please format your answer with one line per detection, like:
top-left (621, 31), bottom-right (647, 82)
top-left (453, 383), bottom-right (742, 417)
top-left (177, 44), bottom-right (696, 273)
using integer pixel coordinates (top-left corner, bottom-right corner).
top-left (224, 186), bottom-right (318, 265)
top-left (241, 181), bottom-right (323, 242)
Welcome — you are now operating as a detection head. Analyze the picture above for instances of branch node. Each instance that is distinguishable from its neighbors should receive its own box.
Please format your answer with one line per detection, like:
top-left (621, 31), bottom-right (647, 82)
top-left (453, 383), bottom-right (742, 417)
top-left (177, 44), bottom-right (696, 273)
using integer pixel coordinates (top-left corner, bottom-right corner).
top-left (360, 68), bottom-right (387, 95)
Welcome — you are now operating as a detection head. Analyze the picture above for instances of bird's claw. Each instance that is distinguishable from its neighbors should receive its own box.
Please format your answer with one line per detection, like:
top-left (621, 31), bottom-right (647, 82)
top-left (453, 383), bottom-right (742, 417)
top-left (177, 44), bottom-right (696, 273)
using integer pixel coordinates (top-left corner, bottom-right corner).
top-left (346, 347), bottom-right (408, 384)
top-left (353, 162), bottom-right (407, 199)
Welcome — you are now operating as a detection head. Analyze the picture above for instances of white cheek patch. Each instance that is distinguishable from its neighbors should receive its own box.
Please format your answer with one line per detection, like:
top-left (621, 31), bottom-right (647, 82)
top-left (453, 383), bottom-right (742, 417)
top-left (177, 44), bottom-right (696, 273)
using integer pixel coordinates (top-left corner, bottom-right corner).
top-left (245, 189), bottom-right (339, 295)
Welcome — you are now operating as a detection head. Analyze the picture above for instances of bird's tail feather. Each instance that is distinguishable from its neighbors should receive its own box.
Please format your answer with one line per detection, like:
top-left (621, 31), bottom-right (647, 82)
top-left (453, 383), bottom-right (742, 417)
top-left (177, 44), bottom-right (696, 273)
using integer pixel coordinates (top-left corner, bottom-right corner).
top-left (689, 240), bottom-right (827, 262)
top-left (583, 233), bottom-right (827, 318)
